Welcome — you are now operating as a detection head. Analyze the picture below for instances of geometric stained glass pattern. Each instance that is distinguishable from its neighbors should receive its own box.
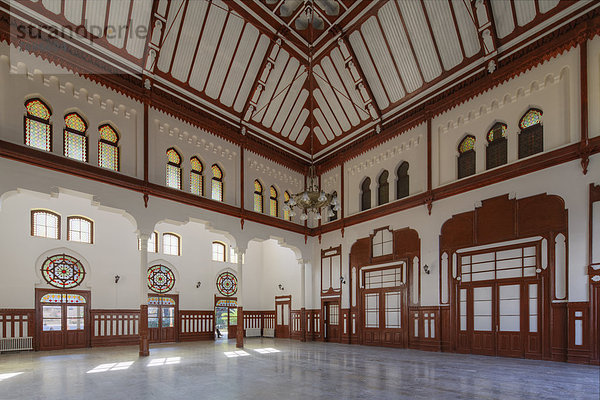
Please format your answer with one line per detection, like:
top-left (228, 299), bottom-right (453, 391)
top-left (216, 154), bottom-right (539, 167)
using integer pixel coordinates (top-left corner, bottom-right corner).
top-left (269, 186), bottom-right (278, 217)
top-left (148, 296), bottom-right (176, 305)
top-left (216, 299), bottom-right (237, 307)
top-left (98, 125), bottom-right (119, 171)
top-left (166, 148), bottom-right (182, 190)
top-left (216, 272), bottom-right (237, 296)
top-left (211, 164), bottom-right (223, 202)
top-left (487, 122), bottom-right (507, 142)
top-left (64, 113), bottom-right (88, 162)
top-left (41, 254), bottom-right (86, 289)
top-left (283, 191), bottom-right (291, 221)
top-left (459, 135), bottom-right (476, 153)
top-left (24, 99), bottom-right (52, 151)
top-left (190, 157), bottom-right (203, 196)
top-left (147, 264), bottom-right (175, 294)
top-left (40, 293), bottom-right (86, 303)
top-left (254, 180), bottom-right (263, 213)
top-left (519, 109), bottom-right (543, 129)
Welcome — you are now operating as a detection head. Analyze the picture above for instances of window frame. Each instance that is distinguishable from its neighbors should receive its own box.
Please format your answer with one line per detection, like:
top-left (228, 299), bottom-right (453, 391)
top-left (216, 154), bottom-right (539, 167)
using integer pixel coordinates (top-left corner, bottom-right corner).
top-left (284, 191), bottom-right (291, 221)
top-left (139, 231), bottom-right (159, 253)
top-left (486, 122), bottom-right (508, 170)
top-left (98, 124), bottom-right (120, 171)
top-left (211, 164), bottom-right (224, 202)
top-left (254, 180), bottom-right (264, 213)
top-left (329, 191), bottom-right (338, 221)
top-left (66, 216), bottom-right (94, 244)
top-left (212, 241), bottom-right (226, 262)
top-left (458, 135), bottom-right (476, 179)
top-left (396, 162), bottom-right (409, 200)
top-left (31, 209), bottom-right (61, 240)
top-left (190, 156), bottom-right (204, 196)
top-left (361, 177), bottom-right (371, 211)
top-left (377, 170), bottom-right (389, 206)
top-left (162, 233), bottom-right (181, 256)
top-left (270, 185), bottom-right (278, 217)
top-left (63, 112), bottom-right (89, 162)
top-left (24, 98), bottom-right (53, 152)
top-left (166, 148), bottom-right (182, 190)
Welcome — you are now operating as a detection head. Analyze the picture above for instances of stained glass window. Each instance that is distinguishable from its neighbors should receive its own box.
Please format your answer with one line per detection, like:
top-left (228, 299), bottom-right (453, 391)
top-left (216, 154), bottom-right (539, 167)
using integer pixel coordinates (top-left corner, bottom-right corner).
top-left (41, 254), bottom-right (86, 289)
top-left (487, 122), bottom-right (507, 142)
top-left (148, 296), bottom-right (176, 305)
top-left (190, 157), bottom-right (204, 196)
top-left (211, 164), bottom-right (223, 201)
top-left (98, 124), bottom-right (119, 171)
top-left (67, 216), bottom-right (93, 243)
top-left (31, 210), bottom-right (60, 239)
top-left (254, 180), bottom-right (263, 213)
top-left (64, 113), bottom-right (88, 162)
top-left (163, 233), bottom-right (180, 256)
top-left (166, 148), bottom-right (182, 190)
top-left (24, 99), bottom-right (52, 151)
top-left (147, 265), bottom-right (175, 294)
top-left (212, 241), bottom-right (226, 262)
top-left (519, 109), bottom-right (543, 129)
top-left (216, 272), bottom-right (237, 296)
top-left (458, 135), bottom-right (476, 153)
top-left (40, 293), bottom-right (86, 303)
top-left (284, 191), bottom-right (291, 221)
top-left (270, 186), bottom-right (278, 217)
top-left (216, 299), bottom-right (237, 307)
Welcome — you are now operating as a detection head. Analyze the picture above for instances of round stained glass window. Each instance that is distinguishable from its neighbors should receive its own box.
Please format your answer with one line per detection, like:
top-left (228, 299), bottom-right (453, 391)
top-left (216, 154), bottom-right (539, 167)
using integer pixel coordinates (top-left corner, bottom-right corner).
top-left (41, 254), bottom-right (86, 289)
top-left (216, 272), bottom-right (237, 296)
top-left (147, 265), bottom-right (175, 294)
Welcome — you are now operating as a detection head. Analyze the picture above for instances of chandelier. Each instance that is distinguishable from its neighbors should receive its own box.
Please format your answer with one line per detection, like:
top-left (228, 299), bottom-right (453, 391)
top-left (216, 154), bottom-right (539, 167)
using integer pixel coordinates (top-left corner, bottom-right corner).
top-left (284, 166), bottom-right (339, 221)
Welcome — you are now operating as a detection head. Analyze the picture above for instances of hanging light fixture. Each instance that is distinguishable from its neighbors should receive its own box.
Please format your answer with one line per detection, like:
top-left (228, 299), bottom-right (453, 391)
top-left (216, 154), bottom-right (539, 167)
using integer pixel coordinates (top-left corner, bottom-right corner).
top-left (284, 2), bottom-right (339, 222)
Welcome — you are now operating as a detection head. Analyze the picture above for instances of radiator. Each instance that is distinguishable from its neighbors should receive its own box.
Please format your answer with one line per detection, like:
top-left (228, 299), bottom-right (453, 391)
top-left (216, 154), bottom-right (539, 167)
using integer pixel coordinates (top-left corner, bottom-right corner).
top-left (0, 337), bottom-right (33, 352)
top-left (263, 328), bottom-right (275, 338)
top-left (245, 328), bottom-right (261, 337)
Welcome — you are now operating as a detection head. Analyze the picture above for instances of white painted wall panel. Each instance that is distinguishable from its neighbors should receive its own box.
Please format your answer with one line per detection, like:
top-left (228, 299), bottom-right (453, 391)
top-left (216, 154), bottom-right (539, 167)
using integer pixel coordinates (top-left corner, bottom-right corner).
top-left (314, 64), bottom-right (351, 131)
top-left (85, 0), bottom-right (108, 38)
top-left (451, 0), bottom-right (481, 58)
top-left (64, 0), bottom-right (84, 25)
top-left (262, 58), bottom-right (300, 129)
top-left (514, 0), bottom-right (537, 27)
top-left (170, 0), bottom-right (209, 82)
top-left (252, 50), bottom-right (289, 123)
top-left (106, 0), bottom-right (131, 49)
top-left (330, 48), bottom-right (370, 121)
top-left (126, 0), bottom-right (153, 59)
top-left (280, 89), bottom-right (309, 138)
top-left (296, 126), bottom-right (310, 145)
top-left (272, 67), bottom-right (307, 133)
top-left (321, 56), bottom-right (359, 126)
top-left (314, 88), bottom-right (342, 137)
top-left (538, 0), bottom-right (560, 14)
top-left (490, 0), bottom-right (515, 39)
top-left (156, 0), bottom-right (186, 73)
top-left (423, 0), bottom-right (463, 70)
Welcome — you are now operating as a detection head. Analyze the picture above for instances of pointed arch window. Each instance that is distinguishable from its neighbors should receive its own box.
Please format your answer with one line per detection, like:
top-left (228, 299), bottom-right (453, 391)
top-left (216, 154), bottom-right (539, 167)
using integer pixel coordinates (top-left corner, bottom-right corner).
top-left (458, 135), bottom-right (476, 179)
top-left (519, 108), bottom-right (543, 159)
top-left (64, 113), bottom-right (88, 162)
top-left (254, 180), bottom-right (263, 213)
top-left (329, 191), bottom-right (338, 221)
top-left (166, 148), bottom-right (182, 189)
top-left (24, 99), bottom-right (52, 151)
top-left (284, 191), bottom-right (291, 221)
top-left (378, 170), bottom-right (389, 206)
top-left (211, 164), bottom-right (224, 201)
top-left (270, 186), bottom-right (278, 217)
top-left (98, 124), bottom-right (119, 171)
top-left (361, 177), bottom-right (371, 211)
top-left (486, 122), bottom-right (507, 170)
top-left (396, 162), bottom-right (409, 199)
top-left (190, 157), bottom-right (204, 196)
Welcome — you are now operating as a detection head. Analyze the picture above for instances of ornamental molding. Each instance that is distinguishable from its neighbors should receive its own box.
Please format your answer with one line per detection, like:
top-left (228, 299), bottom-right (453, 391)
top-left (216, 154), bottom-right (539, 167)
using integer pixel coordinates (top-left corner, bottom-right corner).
top-left (248, 157), bottom-right (302, 188)
top-left (349, 135), bottom-right (423, 176)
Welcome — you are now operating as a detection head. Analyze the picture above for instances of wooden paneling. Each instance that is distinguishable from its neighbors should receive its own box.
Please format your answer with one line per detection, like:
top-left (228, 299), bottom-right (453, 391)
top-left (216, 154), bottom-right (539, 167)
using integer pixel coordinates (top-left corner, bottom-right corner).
top-left (589, 184), bottom-right (600, 365)
top-left (0, 309), bottom-right (35, 339)
top-left (91, 310), bottom-right (139, 347)
top-left (567, 302), bottom-right (590, 364)
top-left (409, 306), bottom-right (441, 352)
top-left (179, 311), bottom-right (214, 342)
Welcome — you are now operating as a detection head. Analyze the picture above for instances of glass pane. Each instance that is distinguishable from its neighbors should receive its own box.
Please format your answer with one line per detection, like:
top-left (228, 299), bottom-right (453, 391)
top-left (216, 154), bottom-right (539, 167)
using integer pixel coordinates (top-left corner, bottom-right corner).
top-left (43, 318), bottom-right (62, 331)
top-left (473, 286), bottom-right (492, 331)
top-left (67, 306), bottom-right (84, 318)
top-left (148, 318), bottom-right (159, 328)
top-left (148, 306), bottom-right (159, 318)
top-left (43, 305), bottom-right (62, 318)
top-left (162, 307), bottom-right (174, 319)
top-left (67, 318), bottom-right (84, 330)
top-left (385, 291), bottom-right (401, 328)
top-left (161, 317), bottom-right (174, 328)
top-left (229, 308), bottom-right (238, 326)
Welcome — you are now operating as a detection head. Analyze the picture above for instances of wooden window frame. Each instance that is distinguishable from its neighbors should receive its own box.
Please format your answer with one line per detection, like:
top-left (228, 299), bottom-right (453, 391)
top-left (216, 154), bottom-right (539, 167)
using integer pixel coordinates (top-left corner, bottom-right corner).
top-left (378, 170), bottom-right (389, 206)
top-left (190, 157), bottom-right (204, 196)
top-left (211, 164), bottom-right (224, 202)
top-left (396, 162), bottom-right (409, 200)
top-left (270, 185), bottom-right (278, 218)
top-left (162, 233), bottom-right (181, 256)
top-left (24, 98), bottom-right (53, 152)
top-left (98, 124), bottom-right (120, 172)
top-left (254, 180), bottom-right (263, 213)
top-left (66, 216), bottom-right (94, 244)
top-left (63, 112), bottom-right (89, 163)
top-left (30, 209), bottom-right (61, 239)
top-left (361, 177), bottom-right (371, 211)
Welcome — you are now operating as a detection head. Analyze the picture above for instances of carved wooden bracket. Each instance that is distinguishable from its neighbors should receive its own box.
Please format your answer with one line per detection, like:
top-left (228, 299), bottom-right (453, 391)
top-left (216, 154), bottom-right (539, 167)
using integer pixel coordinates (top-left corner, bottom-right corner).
top-left (579, 140), bottom-right (592, 175)
top-left (424, 195), bottom-right (434, 215)
top-left (143, 193), bottom-right (149, 208)
top-left (240, 217), bottom-right (245, 230)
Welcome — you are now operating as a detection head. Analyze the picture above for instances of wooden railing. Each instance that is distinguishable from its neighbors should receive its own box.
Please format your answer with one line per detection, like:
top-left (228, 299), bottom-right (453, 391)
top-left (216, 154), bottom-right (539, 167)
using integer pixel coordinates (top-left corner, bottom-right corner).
top-left (0, 309), bottom-right (34, 339)
top-left (179, 311), bottom-right (214, 341)
top-left (91, 310), bottom-right (139, 347)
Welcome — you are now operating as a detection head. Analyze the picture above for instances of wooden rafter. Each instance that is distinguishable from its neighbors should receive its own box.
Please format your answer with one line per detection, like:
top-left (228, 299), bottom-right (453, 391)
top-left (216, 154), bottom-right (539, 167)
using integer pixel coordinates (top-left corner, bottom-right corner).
top-left (241, 37), bottom-right (279, 123)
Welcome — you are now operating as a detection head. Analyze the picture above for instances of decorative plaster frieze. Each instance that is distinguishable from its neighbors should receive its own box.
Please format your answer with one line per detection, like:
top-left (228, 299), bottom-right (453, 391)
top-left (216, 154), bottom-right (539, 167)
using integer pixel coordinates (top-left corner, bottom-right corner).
top-left (247, 158), bottom-right (302, 188)
top-left (348, 135), bottom-right (423, 176)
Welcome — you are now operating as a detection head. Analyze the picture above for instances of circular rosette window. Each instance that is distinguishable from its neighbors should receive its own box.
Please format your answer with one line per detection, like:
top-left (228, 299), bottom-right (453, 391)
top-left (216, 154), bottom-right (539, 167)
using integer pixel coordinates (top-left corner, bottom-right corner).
top-left (41, 254), bottom-right (86, 289)
top-left (216, 272), bottom-right (237, 296)
top-left (147, 265), bottom-right (175, 294)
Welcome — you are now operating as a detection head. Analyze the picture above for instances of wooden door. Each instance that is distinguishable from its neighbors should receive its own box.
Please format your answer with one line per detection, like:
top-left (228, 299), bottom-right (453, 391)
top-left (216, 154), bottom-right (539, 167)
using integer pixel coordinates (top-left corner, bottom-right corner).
top-left (148, 295), bottom-right (178, 343)
top-left (323, 301), bottom-right (340, 342)
top-left (275, 297), bottom-right (291, 338)
top-left (227, 307), bottom-right (237, 339)
top-left (37, 290), bottom-right (90, 351)
top-left (470, 284), bottom-right (495, 355)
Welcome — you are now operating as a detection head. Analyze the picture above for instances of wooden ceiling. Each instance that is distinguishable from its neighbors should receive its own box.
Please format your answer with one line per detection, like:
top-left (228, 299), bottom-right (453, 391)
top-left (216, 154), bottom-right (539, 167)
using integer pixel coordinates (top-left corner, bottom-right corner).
top-left (7, 0), bottom-right (591, 164)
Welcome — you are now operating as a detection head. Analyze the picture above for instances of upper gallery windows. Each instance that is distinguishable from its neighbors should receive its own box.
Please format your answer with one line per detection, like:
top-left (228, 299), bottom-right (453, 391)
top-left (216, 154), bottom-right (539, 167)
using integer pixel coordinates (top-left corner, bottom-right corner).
top-left (98, 124), bottom-right (119, 171)
top-left (190, 156), bottom-right (204, 196)
top-left (64, 113), bottom-right (88, 162)
top-left (519, 109), bottom-right (543, 159)
top-left (24, 99), bottom-right (52, 151)
top-left (166, 148), bottom-right (182, 190)
top-left (67, 216), bottom-right (93, 244)
top-left (211, 164), bottom-right (224, 202)
top-left (458, 135), bottom-right (476, 179)
top-left (254, 180), bottom-right (263, 213)
top-left (212, 241), bottom-right (226, 262)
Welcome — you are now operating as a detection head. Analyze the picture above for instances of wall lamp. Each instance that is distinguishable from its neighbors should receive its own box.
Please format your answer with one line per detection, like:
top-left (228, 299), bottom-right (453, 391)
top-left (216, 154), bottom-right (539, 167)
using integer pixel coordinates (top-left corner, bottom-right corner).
top-left (114, 275), bottom-right (120, 284)
top-left (423, 265), bottom-right (431, 275)
top-left (278, 284), bottom-right (285, 291)
top-left (196, 282), bottom-right (202, 288)
top-left (340, 276), bottom-right (346, 285)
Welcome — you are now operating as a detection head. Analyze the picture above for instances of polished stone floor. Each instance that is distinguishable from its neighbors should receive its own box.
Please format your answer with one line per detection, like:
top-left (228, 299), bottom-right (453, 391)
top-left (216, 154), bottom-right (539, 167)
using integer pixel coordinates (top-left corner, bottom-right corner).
top-left (0, 338), bottom-right (598, 400)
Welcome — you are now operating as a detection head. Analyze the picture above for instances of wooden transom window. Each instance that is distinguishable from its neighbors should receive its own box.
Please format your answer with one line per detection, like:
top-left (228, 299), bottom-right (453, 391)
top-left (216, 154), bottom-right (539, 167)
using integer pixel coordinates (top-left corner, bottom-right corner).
top-left (372, 228), bottom-right (393, 257)
top-left (364, 267), bottom-right (404, 289)
top-left (459, 243), bottom-right (538, 283)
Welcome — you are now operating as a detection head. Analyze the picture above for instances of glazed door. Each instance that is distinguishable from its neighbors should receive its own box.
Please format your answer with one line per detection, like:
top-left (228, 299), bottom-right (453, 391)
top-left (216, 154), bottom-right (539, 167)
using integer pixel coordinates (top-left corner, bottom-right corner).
top-left (214, 298), bottom-right (238, 340)
top-left (148, 296), bottom-right (177, 343)
top-left (275, 297), bottom-right (291, 338)
top-left (38, 290), bottom-right (89, 351)
top-left (227, 307), bottom-right (237, 339)
top-left (323, 302), bottom-right (340, 342)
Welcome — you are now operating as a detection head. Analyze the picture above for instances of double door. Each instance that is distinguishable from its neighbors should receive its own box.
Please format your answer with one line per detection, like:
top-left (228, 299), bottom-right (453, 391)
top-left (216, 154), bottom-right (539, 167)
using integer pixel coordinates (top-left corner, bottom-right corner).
top-left (362, 288), bottom-right (407, 347)
top-left (148, 295), bottom-right (177, 343)
top-left (37, 289), bottom-right (89, 351)
top-left (458, 280), bottom-right (541, 357)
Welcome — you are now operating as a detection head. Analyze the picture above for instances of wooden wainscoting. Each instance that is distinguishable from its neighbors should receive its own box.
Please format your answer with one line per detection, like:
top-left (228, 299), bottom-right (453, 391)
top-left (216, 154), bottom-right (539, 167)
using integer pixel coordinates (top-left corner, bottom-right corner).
top-left (291, 310), bottom-right (302, 340)
top-left (567, 302), bottom-right (591, 364)
top-left (0, 309), bottom-right (35, 340)
top-left (308, 309), bottom-right (321, 341)
top-left (91, 310), bottom-right (139, 347)
top-left (409, 306), bottom-right (441, 352)
top-left (179, 311), bottom-right (214, 342)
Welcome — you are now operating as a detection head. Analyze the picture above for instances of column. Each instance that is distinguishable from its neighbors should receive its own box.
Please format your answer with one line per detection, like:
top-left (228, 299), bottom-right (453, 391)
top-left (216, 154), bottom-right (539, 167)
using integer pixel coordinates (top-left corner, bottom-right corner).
top-left (138, 232), bottom-right (150, 357)
top-left (299, 259), bottom-right (307, 342)
top-left (236, 249), bottom-right (245, 348)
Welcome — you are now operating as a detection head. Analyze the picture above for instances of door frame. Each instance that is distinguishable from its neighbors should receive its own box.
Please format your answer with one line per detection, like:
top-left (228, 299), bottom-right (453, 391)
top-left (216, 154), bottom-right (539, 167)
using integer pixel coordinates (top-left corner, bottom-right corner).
top-left (214, 295), bottom-right (237, 339)
top-left (275, 295), bottom-right (291, 338)
top-left (321, 297), bottom-right (341, 343)
top-left (35, 288), bottom-right (91, 351)
top-left (148, 293), bottom-right (179, 343)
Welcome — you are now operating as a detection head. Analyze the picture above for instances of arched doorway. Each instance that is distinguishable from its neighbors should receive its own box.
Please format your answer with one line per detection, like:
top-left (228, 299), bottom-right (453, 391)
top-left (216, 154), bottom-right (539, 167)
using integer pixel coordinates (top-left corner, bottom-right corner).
top-left (214, 297), bottom-right (237, 340)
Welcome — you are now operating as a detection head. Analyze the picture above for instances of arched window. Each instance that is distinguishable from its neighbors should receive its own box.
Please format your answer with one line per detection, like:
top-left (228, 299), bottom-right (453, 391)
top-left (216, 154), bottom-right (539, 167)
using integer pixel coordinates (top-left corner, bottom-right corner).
top-left (41, 254), bottom-right (86, 289)
top-left (458, 135), bottom-right (476, 179)
top-left (254, 180), bottom-right (263, 213)
top-left (270, 186), bottom-right (278, 217)
top-left (519, 108), bottom-right (543, 159)
top-left (98, 124), bottom-right (119, 171)
top-left (24, 99), bottom-right (52, 151)
top-left (378, 170), bottom-right (389, 206)
top-left (211, 164), bottom-right (224, 201)
top-left (486, 122), bottom-right (507, 170)
top-left (163, 233), bottom-right (180, 256)
top-left (396, 162), bottom-right (409, 199)
top-left (190, 157), bottom-right (204, 196)
top-left (31, 210), bottom-right (60, 239)
top-left (361, 177), bottom-right (371, 211)
top-left (64, 113), bottom-right (88, 162)
top-left (166, 148), bottom-right (182, 189)
top-left (329, 191), bottom-right (338, 221)
top-left (67, 216), bottom-right (93, 244)
top-left (284, 191), bottom-right (291, 221)
top-left (212, 241), bottom-right (226, 262)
